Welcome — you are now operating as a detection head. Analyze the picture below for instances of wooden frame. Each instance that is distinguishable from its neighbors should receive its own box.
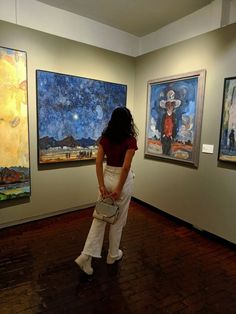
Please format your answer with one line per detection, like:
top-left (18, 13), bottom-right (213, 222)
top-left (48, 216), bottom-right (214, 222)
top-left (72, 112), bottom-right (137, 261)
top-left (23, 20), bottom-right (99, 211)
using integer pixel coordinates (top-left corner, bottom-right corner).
top-left (145, 70), bottom-right (206, 167)
top-left (36, 70), bottom-right (127, 164)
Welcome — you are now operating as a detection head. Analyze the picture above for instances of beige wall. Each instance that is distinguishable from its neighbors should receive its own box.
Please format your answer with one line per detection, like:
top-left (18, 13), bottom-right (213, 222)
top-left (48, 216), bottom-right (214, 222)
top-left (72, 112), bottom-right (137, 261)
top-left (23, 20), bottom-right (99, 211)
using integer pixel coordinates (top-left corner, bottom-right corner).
top-left (133, 23), bottom-right (236, 244)
top-left (0, 20), bottom-right (135, 226)
top-left (0, 20), bottom-right (236, 244)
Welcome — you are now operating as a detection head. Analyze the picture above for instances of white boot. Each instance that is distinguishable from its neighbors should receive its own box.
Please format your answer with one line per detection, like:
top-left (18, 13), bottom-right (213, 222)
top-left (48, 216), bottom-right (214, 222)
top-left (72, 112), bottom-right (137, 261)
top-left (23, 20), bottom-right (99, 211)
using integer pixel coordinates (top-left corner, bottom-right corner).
top-left (107, 249), bottom-right (123, 264)
top-left (75, 254), bottom-right (93, 275)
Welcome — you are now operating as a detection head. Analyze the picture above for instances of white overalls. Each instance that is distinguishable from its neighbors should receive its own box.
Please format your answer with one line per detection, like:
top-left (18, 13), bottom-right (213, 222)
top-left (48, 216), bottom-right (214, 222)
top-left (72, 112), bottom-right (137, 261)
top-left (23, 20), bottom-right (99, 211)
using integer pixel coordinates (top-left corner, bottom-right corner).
top-left (81, 165), bottom-right (134, 259)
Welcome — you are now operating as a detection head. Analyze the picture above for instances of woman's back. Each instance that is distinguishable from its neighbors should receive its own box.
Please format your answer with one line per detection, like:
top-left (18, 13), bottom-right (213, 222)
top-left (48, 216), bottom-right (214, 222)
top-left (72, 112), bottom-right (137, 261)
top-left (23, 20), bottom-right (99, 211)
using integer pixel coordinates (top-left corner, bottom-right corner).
top-left (100, 136), bottom-right (137, 167)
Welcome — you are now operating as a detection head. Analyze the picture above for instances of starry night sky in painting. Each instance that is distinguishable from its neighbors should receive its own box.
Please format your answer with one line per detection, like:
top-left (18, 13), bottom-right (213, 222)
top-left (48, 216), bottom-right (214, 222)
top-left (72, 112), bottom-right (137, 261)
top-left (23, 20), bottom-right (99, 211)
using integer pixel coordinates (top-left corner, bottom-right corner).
top-left (36, 71), bottom-right (127, 141)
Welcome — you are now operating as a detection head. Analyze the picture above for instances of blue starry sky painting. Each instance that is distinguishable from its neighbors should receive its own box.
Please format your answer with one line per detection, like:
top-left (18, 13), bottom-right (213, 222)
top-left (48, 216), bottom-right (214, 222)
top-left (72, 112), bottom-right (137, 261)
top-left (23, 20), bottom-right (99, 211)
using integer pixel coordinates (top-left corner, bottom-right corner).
top-left (36, 70), bottom-right (127, 142)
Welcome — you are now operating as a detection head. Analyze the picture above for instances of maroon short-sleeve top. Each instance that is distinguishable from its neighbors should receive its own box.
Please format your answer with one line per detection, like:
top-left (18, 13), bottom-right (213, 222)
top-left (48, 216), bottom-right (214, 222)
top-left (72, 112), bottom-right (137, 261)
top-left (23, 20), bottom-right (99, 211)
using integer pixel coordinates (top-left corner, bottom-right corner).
top-left (99, 136), bottom-right (138, 167)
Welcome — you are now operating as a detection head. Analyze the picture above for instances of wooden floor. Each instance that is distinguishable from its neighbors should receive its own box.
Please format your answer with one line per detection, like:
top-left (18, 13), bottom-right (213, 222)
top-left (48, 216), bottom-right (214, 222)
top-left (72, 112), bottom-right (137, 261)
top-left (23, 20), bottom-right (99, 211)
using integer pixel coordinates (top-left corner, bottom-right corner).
top-left (0, 200), bottom-right (236, 314)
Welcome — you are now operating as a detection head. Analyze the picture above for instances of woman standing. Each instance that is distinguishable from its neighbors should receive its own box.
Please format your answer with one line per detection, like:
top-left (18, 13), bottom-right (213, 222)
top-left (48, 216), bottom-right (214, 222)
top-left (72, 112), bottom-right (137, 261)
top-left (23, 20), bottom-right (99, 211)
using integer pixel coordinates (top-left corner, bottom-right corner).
top-left (75, 107), bottom-right (138, 275)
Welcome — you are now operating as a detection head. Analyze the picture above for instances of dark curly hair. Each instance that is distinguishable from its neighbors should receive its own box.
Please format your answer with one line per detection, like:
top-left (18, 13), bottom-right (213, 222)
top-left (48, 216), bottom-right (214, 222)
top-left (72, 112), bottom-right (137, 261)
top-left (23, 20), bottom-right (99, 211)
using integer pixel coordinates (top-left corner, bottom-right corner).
top-left (102, 107), bottom-right (138, 143)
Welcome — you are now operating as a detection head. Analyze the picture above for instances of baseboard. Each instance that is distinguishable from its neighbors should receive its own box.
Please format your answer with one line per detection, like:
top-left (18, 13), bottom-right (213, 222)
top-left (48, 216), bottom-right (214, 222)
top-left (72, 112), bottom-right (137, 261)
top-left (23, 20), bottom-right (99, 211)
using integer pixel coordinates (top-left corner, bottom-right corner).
top-left (0, 202), bottom-right (95, 230)
top-left (1, 197), bottom-right (236, 248)
top-left (131, 197), bottom-right (236, 248)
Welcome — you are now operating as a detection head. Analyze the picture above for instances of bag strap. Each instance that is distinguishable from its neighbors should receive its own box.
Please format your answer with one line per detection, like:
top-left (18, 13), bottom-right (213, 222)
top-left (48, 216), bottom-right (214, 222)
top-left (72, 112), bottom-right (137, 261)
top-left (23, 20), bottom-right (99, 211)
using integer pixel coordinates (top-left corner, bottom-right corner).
top-left (101, 196), bottom-right (115, 205)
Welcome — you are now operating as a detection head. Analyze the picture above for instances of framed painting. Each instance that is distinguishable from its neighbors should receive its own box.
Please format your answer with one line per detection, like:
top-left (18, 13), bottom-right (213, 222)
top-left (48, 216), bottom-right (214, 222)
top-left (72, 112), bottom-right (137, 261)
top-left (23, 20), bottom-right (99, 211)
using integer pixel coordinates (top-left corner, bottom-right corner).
top-left (218, 76), bottom-right (236, 163)
top-left (36, 70), bottom-right (127, 164)
top-left (0, 46), bottom-right (30, 201)
top-left (145, 70), bottom-right (206, 167)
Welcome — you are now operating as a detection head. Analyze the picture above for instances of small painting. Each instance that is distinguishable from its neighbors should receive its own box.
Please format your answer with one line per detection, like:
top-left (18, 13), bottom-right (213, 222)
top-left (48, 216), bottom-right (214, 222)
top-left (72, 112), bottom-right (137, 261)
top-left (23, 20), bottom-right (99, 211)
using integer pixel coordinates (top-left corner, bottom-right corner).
top-left (218, 76), bottom-right (236, 163)
top-left (145, 70), bottom-right (206, 167)
top-left (36, 70), bottom-right (127, 164)
top-left (0, 46), bottom-right (30, 201)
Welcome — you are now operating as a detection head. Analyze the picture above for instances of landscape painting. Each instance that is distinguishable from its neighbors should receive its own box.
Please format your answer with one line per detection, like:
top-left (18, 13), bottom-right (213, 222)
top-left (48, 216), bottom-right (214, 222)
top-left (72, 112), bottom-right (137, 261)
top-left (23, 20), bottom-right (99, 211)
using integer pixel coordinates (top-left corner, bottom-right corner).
top-left (145, 70), bottom-right (206, 167)
top-left (218, 76), bottom-right (236, 163)
top-left (36, 70), bottom-right (127, 164)
top-left (0, 46), bottom-right (30, 201)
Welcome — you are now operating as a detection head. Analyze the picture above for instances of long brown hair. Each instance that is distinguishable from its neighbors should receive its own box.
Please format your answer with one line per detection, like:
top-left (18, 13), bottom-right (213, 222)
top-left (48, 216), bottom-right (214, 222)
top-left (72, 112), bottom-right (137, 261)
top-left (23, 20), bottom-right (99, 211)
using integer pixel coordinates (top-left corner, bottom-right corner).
top-left (102, 107), bottom-right (138, 143)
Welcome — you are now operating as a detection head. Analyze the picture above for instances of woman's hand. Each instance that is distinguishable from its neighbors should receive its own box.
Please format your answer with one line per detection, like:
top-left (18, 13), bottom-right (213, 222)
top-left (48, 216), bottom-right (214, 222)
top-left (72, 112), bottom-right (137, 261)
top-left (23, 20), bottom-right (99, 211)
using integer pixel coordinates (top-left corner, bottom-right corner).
top-left (109, 149), bottom-right (135, 201)
top-left (99, 186), bottom-right (109, 198)
top-left (109, 188), bottom-right (122, 201)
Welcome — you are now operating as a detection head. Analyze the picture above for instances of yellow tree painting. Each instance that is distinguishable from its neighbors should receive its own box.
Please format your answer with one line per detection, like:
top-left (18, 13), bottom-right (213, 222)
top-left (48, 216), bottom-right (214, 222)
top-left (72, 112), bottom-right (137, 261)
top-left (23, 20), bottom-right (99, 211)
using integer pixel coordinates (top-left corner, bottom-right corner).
top-left (0, 47), bottom-right (30, 201)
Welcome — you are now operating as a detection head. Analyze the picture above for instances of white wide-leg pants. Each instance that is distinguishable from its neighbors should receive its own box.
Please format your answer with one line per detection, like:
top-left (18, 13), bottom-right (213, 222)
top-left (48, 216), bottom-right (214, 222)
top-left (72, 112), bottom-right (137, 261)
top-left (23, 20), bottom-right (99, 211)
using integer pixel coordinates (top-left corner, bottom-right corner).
top-left (82, 166), bottom-right (134, 258)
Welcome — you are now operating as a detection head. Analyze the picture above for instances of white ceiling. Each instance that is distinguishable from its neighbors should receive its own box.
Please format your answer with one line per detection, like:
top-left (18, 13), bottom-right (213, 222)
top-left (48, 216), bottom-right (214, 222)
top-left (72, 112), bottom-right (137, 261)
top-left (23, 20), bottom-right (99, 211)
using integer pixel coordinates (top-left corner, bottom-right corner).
top-left (37, 0), bottom-right (213, 37)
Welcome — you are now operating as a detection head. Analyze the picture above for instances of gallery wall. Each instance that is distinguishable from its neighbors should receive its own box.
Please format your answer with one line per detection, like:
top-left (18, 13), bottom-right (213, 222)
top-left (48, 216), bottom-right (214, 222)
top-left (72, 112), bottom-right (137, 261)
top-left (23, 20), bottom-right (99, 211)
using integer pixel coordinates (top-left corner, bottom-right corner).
top-left (0, 20), bottom-right (135, 227)
top-left (0, 18), bottom-right (236, 244)
top-left (133, 22), bottom-right (236, 244)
